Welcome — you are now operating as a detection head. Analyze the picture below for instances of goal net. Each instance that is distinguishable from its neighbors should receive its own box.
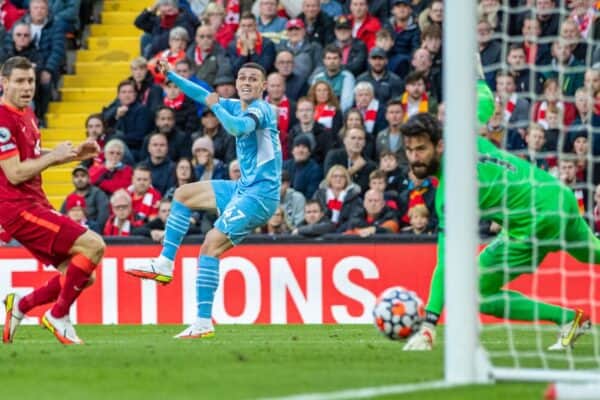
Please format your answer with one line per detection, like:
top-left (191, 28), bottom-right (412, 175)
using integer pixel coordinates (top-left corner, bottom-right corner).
top-left (449, 0), bottom-right (600, 387)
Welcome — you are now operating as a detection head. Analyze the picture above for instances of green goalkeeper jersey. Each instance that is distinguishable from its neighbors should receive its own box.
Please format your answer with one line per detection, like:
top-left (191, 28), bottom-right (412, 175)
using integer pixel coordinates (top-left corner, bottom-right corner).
top-left (426, 136), bottom-right (582, 315)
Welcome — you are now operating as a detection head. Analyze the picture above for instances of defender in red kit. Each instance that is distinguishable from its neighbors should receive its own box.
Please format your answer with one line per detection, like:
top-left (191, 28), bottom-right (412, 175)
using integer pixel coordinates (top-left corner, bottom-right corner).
top-left (0, 57), bottom-right (105, 345)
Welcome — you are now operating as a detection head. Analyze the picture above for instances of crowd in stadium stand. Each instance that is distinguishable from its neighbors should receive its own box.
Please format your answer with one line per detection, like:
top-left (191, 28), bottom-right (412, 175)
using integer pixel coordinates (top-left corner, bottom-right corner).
top-left (5, 0), bottom-right (600, 240)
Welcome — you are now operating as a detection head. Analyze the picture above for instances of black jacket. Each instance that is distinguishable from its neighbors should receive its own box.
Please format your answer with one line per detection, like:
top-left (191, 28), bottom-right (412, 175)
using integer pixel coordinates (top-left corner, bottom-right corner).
top-left (288, 122), bottom-right (340, 166)
top-left (313, 184), bottom-right (362, 230)
top-left (140, 128), bottom-right (192, 162)
top-left (298, 11), bottom-right (335, 48)
top-left (323, 148), bottom-right (377, 194)
top-left (134, 8), bottom-right (198, 55)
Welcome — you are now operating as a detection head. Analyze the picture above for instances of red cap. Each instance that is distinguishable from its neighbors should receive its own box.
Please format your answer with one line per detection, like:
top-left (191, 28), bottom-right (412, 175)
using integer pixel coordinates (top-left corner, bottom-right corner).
top-left (286, 18), bottom-right (305, 30)
top-left (65, 193), bottom-right (86, 212)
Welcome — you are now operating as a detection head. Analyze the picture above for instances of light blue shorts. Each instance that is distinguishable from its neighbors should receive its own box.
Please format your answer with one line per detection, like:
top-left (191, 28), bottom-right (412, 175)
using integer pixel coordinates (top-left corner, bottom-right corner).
top-left (211, 180), bottom-right (278, 245)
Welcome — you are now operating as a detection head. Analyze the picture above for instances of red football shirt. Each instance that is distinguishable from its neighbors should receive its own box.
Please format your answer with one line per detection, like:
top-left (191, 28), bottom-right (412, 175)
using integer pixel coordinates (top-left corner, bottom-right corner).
top-left (0, 102), bottom-right (49, 210)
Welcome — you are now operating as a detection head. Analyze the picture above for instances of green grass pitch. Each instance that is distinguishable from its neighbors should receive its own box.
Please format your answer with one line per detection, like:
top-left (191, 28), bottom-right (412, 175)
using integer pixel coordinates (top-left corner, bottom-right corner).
top-left (2, 324), bottom-right (597, 400)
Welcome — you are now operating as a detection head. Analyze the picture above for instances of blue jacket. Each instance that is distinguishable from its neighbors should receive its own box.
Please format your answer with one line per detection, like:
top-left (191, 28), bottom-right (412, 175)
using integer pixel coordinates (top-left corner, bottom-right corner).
top-left (103, 101), bottom-right (154, 149)
top-left (13, 0), bottom-right (79, 32)
top-left (283, 158), bottom-right (323, 199)
top-left (142, 157), bottom-right (176, 196)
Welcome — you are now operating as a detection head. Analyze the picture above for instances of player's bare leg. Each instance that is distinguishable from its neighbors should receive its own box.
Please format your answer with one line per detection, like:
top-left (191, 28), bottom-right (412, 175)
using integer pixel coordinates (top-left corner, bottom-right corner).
top-left (41, 231), bottom-right (104, 345)
top-left (126, 181), bottom-right (217, 284)
top-left (175, 228), bottom-right (232, 339)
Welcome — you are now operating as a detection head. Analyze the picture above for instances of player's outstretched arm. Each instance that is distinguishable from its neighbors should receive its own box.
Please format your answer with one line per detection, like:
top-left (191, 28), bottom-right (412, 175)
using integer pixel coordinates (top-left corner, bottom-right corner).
top-left (206, 93), bottom-right (257, 137)
top-left (0, 141), bottom-right (78, 185)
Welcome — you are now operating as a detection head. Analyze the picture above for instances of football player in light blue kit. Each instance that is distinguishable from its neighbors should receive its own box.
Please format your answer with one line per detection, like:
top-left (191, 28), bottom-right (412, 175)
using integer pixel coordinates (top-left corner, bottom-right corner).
top-left (127, 61), bottom-right (282, 339)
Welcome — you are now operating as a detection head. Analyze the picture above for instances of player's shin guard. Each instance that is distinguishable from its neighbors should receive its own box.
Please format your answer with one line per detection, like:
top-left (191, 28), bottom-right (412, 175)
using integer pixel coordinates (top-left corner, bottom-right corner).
top-left (18, 274), bottom-right (62, 314)
top-left (161, 200), bottom-right (192, 261)
top-left (196, 255), bottom-right (220, 321)
top-left (50, 254), bottom-right (97, 318)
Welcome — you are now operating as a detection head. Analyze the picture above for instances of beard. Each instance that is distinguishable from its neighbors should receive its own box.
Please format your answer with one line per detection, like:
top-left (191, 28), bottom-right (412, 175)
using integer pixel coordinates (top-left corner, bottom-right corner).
top-left (410, 157), bottom-right (440, 179)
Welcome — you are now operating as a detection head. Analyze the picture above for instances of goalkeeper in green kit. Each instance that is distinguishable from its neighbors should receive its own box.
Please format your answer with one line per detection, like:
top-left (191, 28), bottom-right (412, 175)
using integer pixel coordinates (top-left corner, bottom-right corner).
top-left (403, 82), bottom-right (596, 351)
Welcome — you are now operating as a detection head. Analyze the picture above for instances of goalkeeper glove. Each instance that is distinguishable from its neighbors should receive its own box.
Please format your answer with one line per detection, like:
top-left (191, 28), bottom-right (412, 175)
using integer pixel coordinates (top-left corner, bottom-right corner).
top-left (403, 322), bottom-right (436, 351)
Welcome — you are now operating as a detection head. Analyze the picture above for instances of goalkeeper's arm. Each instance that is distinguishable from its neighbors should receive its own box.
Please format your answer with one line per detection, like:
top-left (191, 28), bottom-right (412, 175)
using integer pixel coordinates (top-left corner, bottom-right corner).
top-left (403, 232), bottom-right (445, 351)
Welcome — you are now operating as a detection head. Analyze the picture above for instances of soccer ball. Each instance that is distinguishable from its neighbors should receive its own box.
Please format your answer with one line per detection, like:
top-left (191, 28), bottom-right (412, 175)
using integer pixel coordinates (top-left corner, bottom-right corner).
top-left (373, 286), bottom-right (425, 340)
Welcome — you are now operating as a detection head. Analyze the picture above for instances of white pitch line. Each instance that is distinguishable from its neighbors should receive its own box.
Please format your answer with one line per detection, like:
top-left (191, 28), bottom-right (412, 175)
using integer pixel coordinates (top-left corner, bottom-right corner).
top-left (259, 380), bottom-right (456, 400)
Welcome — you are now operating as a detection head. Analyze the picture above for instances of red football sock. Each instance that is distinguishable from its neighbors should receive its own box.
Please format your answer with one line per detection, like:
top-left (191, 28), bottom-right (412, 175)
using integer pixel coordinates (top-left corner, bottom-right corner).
top-left (18, 274), bottom-right (62, 314)
top-left (50, 254), bottom-right (96, 319)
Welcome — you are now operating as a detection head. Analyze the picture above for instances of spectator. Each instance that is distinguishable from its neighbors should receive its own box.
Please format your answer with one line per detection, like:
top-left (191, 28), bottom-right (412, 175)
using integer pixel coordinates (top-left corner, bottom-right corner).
top-left (324, 127), bottom-right (376, 193)
top-left (163, 77), bottom-right (201, 134)
top-left (375, 28), bottom-right (394, 58)
top-left (60, 165), bottom-right (110, 234)
top-left (198, 108), bottom-right (236, 165)
top-left (291, 199), bottom-right (336, 237)
top-left (594, 184), bottom-right (600, 235)
top-left (256, 205), bottom-right (291, 235)
top-left (495, 71), bottom-right (530, 151)
top-left (477, 0), bottom-right (504, 34)
top-left (320, 0), bottom-right (343, 18)
top-left (63, 193), bottom-right (87, 227)
top-left (174, 58), bottom-right (213, 116)
top-left (558, 157), bottom-right (588, 216)
top-left (401, 204), bottom-right (432, 235)
top-left (0, 22), bottom-right (41, 67)
top-left (332, 14), bottom-right (367, 77)
top-left (568, 0), bottom-right (595, 39)
top-left (276, 18), bottom-right (322, 82)
top-left (81, 113), bottom-right (112, 167)
top-left (521, 15), bottom-right (551, 66)
top-left (338, 107), bottom-right (365, 139)
top-left (186, 24), bottom-right (229, 88)
top-left (531, 77), bottom-right (577, 130)
top-left (543, 103), bottom-right (562, 153)
top-left (203, 1), bottom-right (236, 49)
top-left (585, 67), bottom-right (600, 100)
top-left (310, 44), bottom-right (355, 112)
top-left (11, 0), bottom-right (65, 122)
top-left (353, 81), bottom-right (387, 151)
top-left (274, 49), bottom-right (309, 100)
top-left (560, 18), bottom-right (587, 63)
top-left (385, 0), bottom-right (420, 77)
top-left (298, 0), bottom-right (335, 47)
top-left (140, 132), bottom-right (175, 195)
top-left (283, 134), bottom-right (323, 199)
top-left (522, 123), bottom-right (550, 171)
top-left (307, 79), bottom-right (344, 134)
top-left (147, 26), bottom-right (189, 85)
top-left (0, 1), bottom-right (25, 31)
top-left (342, 0), bottom-right (388, 23)
top-left (103, 189), bottom-right (138, 237)
top-left (539, 39), bottom-right (584, 97)
top-left (227, 12), bottom-right (276, 75)
top-left (478, 19), bottom-right (502, 91)
top-left (506, 43), bottom-right (536, 94)
top-left (128, 164), bottom-right (162, 225)
top-left (89, 138), bottom-right (134, 196)
top-left (417, 0), bottom-right (443, 33)
top-left (410, 47), bottom-right (441, 102)
top-left (288, 97), bottom-right (338, 165)
top-left (131, 199), bottom-right (185, 242)
top-left (313, 164), bottom-right (362, 229)
top-left (280, 170), bottom-right (306, 228)
top-left (379, 149), bottom-right (405, 191)
top-left (213, 73), bottom-right (237, 99)
top-left (228, 159), bottom-right (241, 181)
top-left (376, 99), bottom-right (407, 166)
top-left (420, 23), bottom-right (442, 77)
top-left (368, 169), bottom-right (398, 209)
top-left (141, 107), bottom-right (193, 163)
top-left (256, 0), bottom-right (288, 43)
top-left (165, 157), bottom-right (196, 200)
top-left (357, 47), bottom-right (404, 105)
top-left (564, 88), bottom-right (600, 154)
top-left (348, 0), bottom-right (381, 51)
top-left (128, 56), bottom-right (163, 113)
top-left (397, 168), bottom-right (438, 230)
top-left (134, 0), bottom-right (197, 58)
top-left (102, 80), bottom-right (154, 160)
top-left (533, 0), bottom-right (560, 38)
top-left (343, 189), bottom-right (399, 235)
top-left (191, 136), bottom-right (228, 181)
top-left (570, 131), bottom-right (595, 183)
top-left (266, 72), bottom-right (295, 160)
top-left (401, 71), bottom-right (436, 121)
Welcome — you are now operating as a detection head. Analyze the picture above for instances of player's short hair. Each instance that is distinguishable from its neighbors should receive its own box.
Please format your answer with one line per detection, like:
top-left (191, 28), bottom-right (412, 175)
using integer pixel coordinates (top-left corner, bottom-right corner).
top-left (369, 169), bottom-right (386, 181)
top-left (1, 56), bottom-right (33, 78)
top-left (400, 112), bottom-right (443, 146)
top-left (305, 199), bottom-right (323, 211)
top-left (239, 62), bottom-right (267, 79)
top-left (85, 113), bottom-right (104, 128)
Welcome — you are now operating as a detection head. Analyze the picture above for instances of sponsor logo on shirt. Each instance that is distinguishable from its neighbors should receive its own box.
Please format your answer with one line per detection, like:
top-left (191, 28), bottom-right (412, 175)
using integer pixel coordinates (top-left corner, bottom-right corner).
top-left (0, 127), bottom-right (11, 143)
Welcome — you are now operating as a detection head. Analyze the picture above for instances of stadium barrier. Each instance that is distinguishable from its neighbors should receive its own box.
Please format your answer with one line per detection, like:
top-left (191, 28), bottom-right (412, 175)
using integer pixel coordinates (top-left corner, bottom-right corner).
top-left (1, 236), bottom-right (597, 325)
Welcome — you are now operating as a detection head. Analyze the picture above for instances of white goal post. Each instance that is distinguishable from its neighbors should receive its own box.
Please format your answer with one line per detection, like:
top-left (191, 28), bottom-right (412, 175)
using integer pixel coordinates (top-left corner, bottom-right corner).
top-left (443, 0), bottom-right (600, 388)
